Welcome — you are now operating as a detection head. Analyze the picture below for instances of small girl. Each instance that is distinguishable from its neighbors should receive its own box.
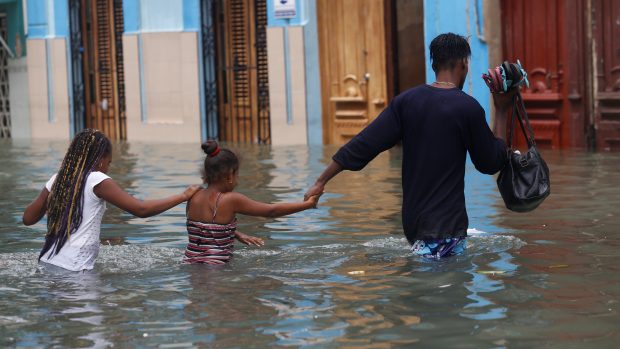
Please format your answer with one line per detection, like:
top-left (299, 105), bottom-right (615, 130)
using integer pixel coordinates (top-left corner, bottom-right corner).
top-left (23, 129), bottom-right (200, 271)
top-left (184, 141), bottom-right (320, 264)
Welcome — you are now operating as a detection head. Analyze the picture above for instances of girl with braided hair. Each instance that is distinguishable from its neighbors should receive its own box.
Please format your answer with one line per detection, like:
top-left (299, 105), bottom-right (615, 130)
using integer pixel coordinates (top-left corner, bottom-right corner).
top-left (23, 129), bottom-right (200, 271)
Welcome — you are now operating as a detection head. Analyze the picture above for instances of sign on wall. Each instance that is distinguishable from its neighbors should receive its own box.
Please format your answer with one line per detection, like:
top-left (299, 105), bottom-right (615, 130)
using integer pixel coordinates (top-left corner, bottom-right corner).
top-left (274, 0), bottom-right (296, 19)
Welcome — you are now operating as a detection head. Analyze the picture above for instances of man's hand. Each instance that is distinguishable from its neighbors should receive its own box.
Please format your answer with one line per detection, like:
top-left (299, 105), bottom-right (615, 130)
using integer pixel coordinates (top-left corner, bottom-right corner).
top-left (235, 231), bottom-right (264, 247)
top-left (304, 182), bottom-right (325, 201)
top-left (492, 88), bottom-right (518, 111)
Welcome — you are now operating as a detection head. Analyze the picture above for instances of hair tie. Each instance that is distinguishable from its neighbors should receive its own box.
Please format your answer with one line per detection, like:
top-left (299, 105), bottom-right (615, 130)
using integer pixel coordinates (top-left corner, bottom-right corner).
top-left (210, 146), bottom-right (221, 157)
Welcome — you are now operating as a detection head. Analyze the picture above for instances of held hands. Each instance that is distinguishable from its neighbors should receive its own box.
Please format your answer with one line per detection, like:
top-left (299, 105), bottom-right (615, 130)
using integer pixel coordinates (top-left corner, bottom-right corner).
top-left (305, 193), bottom-right (323, 208)
top-left (182, 185), bottom-right (202, 201)
top-left (235, 230), bottom-right (264, 247)
top-left (304, 182), bottom-right (325, 202)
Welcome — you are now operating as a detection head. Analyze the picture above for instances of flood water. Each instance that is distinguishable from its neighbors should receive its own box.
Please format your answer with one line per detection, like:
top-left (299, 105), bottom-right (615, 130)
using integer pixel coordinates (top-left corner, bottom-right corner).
top-left (1, 139), bottom-right (619, 348)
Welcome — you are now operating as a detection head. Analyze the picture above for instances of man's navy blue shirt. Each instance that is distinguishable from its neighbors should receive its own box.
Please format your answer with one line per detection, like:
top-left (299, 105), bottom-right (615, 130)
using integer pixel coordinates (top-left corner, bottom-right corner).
top-left (333, 85), bottom-right (507, 243)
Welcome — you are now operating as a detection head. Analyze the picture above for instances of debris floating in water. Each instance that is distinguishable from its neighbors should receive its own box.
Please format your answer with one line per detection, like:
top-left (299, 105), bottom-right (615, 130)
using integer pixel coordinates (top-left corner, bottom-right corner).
top-left (348, 270), bottom-right (365, 275)
top-left (549, 264), bottom-right (569, 269)
top-left (477, 270), bottom-right (506, 275)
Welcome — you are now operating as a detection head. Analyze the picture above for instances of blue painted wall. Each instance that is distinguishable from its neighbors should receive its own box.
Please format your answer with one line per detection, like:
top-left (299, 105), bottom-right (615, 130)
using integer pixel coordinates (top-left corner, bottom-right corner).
top-left (424, 0), bottom-right (490, 122)
top-left (26, 0), bottom-right (68, 38)
top-left (302, 0), bottom-right (322, 144)
top-left (123, 0), bottom-right (199, 34)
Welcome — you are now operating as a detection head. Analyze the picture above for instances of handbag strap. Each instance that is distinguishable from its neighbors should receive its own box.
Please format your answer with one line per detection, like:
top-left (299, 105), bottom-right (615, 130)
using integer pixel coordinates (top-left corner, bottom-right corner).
top-left (507, 91), bottom-right (536, 148)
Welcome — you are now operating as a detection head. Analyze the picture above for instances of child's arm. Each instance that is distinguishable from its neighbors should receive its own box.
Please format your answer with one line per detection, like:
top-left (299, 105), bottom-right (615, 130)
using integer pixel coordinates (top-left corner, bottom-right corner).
top-left (23, 188), bottom-right (50, 225)
top-left (94, 179), bottom-right (201, 218)
top-left (229, 192), bottom-right (320, 218)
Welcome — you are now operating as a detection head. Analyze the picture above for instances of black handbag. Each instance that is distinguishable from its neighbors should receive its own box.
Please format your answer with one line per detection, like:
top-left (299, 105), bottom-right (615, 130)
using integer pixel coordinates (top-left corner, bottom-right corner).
top-left (497, 92), bottom-right (550, 212)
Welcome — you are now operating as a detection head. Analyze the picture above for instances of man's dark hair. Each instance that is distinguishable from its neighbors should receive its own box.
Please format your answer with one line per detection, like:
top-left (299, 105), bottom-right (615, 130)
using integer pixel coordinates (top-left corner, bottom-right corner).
top-left (429, 33), bottom-right (471, 72)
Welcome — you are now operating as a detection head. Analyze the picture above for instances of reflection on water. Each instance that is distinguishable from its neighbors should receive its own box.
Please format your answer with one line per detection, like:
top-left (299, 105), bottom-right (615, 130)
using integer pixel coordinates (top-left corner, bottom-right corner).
top-left (1, 140), bottom-right (619, 348)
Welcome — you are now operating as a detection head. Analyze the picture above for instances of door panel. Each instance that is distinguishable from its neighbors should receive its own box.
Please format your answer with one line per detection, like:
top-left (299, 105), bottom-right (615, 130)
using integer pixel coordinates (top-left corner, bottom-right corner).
top-left (317, 0), bottom-right (388, 144)
top-left (592, 0), bottom-right (620, 150)
top-left (502, 0), bottom-right (567, 149)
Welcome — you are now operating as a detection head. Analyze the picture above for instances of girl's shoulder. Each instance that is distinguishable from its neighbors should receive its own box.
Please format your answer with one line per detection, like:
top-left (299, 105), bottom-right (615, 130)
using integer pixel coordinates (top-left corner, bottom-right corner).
top-left (87, 171), bottom-right (111, 187)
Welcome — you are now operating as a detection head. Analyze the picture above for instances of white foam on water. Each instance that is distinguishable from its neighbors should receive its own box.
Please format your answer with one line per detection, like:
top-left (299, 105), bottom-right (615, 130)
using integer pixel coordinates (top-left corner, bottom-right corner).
top-left (0, 316), bottom-right (29, 325)
top-left (0, 245), bottom-right (185, 277)
top-left (362, 236), bottom-right (410, 249)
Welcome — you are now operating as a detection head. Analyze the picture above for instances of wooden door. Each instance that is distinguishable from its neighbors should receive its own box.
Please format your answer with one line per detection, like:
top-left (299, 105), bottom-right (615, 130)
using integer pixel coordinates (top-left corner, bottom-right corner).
top-left (214, 0), bottom-right (270, 143)
top-left (80, 0), bottom-right (126, 140)
top-left (591, 0), bottom-right (620, 150)
top-left (317, 0), bottom-right (388, 144)
top-left (502, 0), bottom-right (570, 149)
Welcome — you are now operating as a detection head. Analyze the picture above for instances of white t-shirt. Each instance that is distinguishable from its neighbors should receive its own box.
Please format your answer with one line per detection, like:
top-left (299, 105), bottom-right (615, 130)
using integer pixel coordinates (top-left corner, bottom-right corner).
top-left (40, 171), bottom-right (111, 271)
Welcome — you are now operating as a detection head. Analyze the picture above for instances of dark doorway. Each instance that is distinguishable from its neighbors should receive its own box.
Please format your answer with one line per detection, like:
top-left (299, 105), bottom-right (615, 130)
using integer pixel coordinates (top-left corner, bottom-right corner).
top-left (387, 0), bottom-right (426, 99)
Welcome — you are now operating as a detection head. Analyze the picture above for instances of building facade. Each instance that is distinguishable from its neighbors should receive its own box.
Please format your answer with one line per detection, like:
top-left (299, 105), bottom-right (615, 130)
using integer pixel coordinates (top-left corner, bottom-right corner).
top-left (11, 0), bottom-right (620, 149)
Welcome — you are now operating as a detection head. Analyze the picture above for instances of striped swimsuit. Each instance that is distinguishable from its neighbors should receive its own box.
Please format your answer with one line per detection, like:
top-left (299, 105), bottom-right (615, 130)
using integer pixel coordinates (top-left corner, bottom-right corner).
top-left (184, 192), bottom-right (236, 265)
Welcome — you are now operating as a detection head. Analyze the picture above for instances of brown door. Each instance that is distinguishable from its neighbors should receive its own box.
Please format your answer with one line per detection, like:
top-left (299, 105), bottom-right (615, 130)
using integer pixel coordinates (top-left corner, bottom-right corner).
top-left (591, 0), bottom-right (620, 150)
top-left (214, 0), bottom-right (270, 143)
top-left (502, 0), bottom-right (571, 149)
top-left (80, 0), bottom-right (126, 140)
top-left (317, 0), bottom-right (388, 144)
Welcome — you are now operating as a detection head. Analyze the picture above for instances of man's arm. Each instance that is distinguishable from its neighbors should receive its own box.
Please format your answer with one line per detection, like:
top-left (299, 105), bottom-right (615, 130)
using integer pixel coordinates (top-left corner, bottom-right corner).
top-left (304, 161), bottom-right (343, 200)
top-left (305, 102), bottom-right (403, 199)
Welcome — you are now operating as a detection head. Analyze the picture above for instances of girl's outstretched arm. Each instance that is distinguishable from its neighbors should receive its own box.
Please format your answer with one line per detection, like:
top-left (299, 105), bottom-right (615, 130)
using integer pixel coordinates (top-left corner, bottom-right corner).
top-left (229, 192), bottom-right (320, 218)
top-left (23, 188), bottom-right (50, 225)
top-left (94, 179), bottom-right (201, 218)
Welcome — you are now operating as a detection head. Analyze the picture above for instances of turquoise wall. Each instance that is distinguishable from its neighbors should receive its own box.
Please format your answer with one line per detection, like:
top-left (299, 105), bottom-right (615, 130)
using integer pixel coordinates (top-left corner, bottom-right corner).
top-left (0, 0), bottom-right (26, 56)
top-left (423, 0), bottom-right (490, 122)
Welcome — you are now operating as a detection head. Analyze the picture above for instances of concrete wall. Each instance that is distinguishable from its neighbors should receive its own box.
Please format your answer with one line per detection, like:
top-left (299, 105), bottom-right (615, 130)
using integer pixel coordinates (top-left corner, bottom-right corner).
top-left (424, 0), bottom-right (492, 122)
top-left (123, 32), bottom-right (201, 142)
top-left (26, 38), bottom-right (70, 139)
top-left (122, 0), bottom-right (201, 143)
top-left (8, 57), bottom-right (28, 138)
top-left (25, 0), bottom-right (71, 139)
top-left (267, 0), bottom-right (323, 145)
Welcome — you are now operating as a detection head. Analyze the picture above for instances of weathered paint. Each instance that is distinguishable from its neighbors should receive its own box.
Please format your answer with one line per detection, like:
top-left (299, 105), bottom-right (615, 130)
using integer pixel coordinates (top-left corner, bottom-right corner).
top-left (0, 0), bottom-right (26, 56)
top-left (424, 0), bottom-right (491, 122)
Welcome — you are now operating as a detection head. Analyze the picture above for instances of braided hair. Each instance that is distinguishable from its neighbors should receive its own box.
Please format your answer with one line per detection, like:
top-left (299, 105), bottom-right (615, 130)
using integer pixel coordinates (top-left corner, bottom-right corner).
top-left (40, 129), bottom-right (112, 259)
top-left (201, 140), bottom-right (239, 184)
top-left (429, 33), bottom-right (471, 72)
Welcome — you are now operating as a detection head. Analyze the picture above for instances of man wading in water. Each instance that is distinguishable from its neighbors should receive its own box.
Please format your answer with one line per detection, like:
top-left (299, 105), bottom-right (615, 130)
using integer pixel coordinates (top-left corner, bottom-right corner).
top-left (305, 33), bottom-right (514, 259)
